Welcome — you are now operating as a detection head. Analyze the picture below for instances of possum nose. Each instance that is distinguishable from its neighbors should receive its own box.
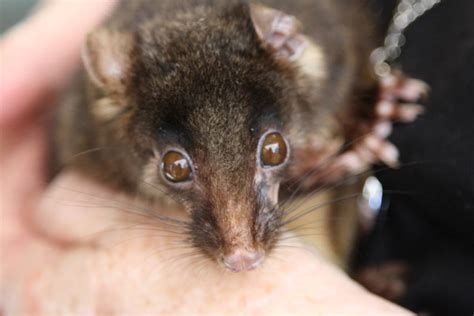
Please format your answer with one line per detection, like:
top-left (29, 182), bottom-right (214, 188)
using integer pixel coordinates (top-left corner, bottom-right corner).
top-left (223, 250), bottom-right (264, 272)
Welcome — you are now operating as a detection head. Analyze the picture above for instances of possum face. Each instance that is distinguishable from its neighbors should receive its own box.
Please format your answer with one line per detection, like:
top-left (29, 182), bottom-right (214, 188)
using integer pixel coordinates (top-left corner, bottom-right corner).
top-left (82, 3), bottom-right (326, 272)
top-left (133, 59), bottom-right (293, 272)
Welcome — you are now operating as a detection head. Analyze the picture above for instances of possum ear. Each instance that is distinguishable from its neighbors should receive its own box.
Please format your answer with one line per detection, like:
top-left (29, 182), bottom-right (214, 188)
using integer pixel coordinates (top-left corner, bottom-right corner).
top-left (249, 3), bottom-right (306, 61)
top-left (82, 29), bottom-right (132, 92)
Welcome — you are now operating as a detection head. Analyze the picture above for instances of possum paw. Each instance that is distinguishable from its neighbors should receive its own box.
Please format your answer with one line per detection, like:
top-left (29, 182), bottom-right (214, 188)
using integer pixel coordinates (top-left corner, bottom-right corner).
top-left (288, 71), bottom-right (427, 189)
top-left (331, 71), bottom-right (428, 176)
top-left (354, 261), bottom-right (410, 302)
top-left (378, 71), bottom-right (428, 123)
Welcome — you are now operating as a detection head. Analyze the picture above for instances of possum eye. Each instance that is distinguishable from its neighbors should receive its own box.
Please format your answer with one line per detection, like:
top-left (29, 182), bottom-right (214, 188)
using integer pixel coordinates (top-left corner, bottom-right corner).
top-left (161, 151), bottom-right (192, 183)
top-left (260, 132), bottom-right (288, 167)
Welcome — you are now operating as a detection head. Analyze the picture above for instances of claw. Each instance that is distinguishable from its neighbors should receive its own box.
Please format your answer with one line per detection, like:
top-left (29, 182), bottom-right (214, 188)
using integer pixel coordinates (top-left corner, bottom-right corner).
top-left (373, 122), bottom-right (393, 138)
top-left (363, 136), bottom-right (399, 167)
top-left (395, 78), bottom-right (430, 101)
top-left (380, 73), bottom-right (430, 102)
top-left (376, 101), bottom-right (424, 122)
top-left (288, 70), bottom-right (427, 189)
top-left (395, 104), bottom-right (425, 123)
top-left (334, 70), bottom-right (426, 177)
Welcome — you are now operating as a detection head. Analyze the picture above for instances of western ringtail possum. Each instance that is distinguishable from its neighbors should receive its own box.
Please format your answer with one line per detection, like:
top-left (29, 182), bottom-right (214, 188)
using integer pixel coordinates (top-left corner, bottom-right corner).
top-left (50, 0), bottom-right (427, 272)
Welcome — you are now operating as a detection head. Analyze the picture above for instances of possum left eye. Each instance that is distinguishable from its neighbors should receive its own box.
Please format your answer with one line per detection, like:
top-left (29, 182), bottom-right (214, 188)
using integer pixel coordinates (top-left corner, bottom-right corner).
top-left (260, 132), bottom-right (288, 167)
top-left (161, 151), bottom-right (193, 183)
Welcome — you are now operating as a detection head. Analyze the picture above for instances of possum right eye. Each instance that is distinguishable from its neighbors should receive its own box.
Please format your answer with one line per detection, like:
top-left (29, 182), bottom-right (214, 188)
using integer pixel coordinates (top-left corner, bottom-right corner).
top-left (260, 132), bottom-right (289, 167)
top-left (161, 151), bottom-right (193, 183)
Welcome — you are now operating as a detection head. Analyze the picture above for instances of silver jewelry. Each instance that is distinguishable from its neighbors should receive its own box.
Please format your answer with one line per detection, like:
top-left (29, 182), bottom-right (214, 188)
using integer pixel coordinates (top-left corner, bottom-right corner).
top-left (371, 0), bottom-right (442, 77)
top-left (358, 176), bottom-right (384, 231)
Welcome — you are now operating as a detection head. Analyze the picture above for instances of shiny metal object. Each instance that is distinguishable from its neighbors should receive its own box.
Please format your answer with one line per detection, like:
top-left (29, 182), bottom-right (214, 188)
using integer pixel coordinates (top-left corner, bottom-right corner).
top-left (371, 0), bottom-right (442, 77)
top-left (358, 176), bottom-right (384, 231)
top-left (361, 176), bottom-right (384, 213)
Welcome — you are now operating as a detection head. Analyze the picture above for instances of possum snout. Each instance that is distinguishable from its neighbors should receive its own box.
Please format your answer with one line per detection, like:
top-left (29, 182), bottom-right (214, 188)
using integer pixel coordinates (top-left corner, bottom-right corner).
top-left (222, 249), bottom-right (264, 272)
top-left (190, 198), bottom-right (281, 272)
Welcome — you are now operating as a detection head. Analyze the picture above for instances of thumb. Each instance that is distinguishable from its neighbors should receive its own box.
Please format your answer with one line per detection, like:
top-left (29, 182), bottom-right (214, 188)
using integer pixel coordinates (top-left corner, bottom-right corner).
top-left (0, 0), bottom-right (117, 128)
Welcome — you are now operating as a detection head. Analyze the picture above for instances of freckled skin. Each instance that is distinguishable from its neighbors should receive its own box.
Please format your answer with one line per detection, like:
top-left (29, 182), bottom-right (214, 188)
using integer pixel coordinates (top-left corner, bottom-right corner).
top-left (50, 0), bottom-right (379, 267)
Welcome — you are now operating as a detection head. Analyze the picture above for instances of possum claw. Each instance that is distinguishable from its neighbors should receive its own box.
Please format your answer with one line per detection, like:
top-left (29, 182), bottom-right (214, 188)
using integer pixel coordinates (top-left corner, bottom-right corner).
top-left (376, 101), bottom-right (425, 123)
top-left (380, 71), bottom-right (430, 102)
top-left (359, 70), bottom-right (428, 166)
top-left (287, 71), bottom-right (427, 190)
top-left (326, 71), bottom-right (427, 179)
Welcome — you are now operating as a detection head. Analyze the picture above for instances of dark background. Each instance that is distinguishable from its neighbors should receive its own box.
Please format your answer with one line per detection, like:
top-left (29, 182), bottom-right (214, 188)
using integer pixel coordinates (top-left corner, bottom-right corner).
top-left (356, 1), bottom-right (474, 315)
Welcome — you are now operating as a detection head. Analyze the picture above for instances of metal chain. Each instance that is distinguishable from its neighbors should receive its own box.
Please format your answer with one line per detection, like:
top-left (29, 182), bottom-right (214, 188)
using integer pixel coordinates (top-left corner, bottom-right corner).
top-left (371, 0), bottom-right (442, 77)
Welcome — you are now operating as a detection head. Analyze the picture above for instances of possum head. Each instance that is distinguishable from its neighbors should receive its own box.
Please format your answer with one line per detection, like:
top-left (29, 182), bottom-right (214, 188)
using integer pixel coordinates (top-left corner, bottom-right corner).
top-left (82, 2), bottom-right (328, 272)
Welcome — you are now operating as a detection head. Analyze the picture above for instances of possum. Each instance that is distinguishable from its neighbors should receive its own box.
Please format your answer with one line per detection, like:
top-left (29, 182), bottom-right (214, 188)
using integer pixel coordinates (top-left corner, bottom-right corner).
top-left (50, 0), bottom-right (427, 272)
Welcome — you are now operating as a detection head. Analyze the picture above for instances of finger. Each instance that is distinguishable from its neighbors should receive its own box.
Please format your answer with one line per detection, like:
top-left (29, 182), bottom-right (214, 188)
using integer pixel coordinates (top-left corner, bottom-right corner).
top-left (0, 0), bottom-right (117, 128)
top-left (35, 171), bottom-right (189, 247)
top-left (36, 171), bottom-right (135, 246)
top-left (0, 120), bottom-right (46, 231)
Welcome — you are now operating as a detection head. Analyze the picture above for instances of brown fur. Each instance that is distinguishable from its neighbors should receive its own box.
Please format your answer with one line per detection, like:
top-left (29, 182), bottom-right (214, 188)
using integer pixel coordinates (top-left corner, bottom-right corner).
top-left (50, 0), bottom-right (378, 265)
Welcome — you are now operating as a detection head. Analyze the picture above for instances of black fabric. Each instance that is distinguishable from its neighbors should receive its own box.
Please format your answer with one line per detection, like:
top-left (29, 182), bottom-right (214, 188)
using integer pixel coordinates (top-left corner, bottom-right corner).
top-left (354, 1), bottom-right (474, 315)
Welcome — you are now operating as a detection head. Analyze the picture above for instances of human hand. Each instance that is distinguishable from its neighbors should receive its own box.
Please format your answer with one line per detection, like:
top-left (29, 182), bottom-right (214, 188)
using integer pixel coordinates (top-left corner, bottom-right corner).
top-left (0, 1), bottom-right (411, 314)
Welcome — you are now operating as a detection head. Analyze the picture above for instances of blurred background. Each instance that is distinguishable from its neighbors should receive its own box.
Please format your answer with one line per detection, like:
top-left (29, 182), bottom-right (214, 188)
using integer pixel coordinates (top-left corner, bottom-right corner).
top-left (0, 0), bottom-right (36, 33)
